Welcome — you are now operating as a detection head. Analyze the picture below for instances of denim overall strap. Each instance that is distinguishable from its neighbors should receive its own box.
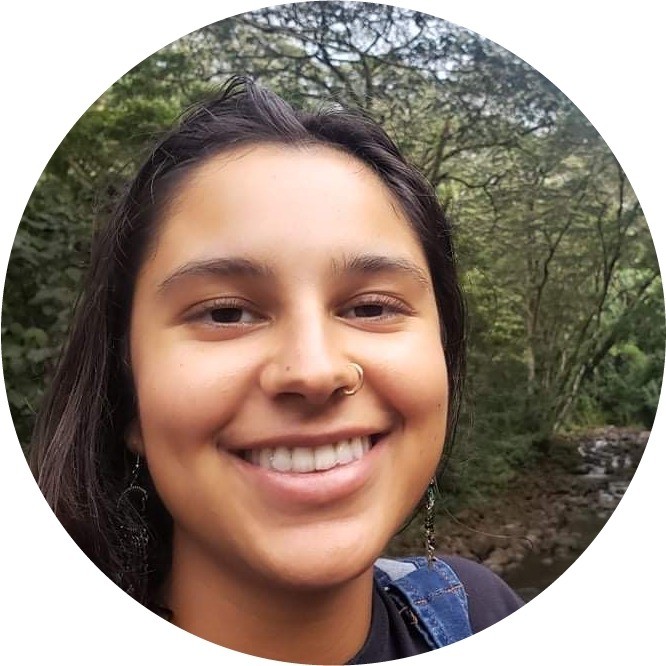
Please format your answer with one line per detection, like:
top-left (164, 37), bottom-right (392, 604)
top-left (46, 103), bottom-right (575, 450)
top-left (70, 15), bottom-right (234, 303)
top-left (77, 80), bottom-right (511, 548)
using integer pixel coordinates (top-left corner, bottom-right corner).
top-left (374, 556), bottom-right (473, 648)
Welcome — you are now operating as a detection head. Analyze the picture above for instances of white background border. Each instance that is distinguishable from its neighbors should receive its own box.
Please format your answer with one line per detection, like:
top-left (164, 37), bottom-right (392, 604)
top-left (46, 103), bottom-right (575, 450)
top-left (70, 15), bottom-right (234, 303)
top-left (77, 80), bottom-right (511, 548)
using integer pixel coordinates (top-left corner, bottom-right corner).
top-left (1, 1), bottom-right (663, 664)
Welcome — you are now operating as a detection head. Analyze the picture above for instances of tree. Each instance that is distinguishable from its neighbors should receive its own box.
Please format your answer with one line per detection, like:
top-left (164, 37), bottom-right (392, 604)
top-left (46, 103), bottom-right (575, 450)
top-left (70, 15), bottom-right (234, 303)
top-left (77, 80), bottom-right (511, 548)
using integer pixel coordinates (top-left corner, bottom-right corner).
top-left (2, 42), bottom-right (211, 444)
top-left (3, 2), bottom-right (661, 499)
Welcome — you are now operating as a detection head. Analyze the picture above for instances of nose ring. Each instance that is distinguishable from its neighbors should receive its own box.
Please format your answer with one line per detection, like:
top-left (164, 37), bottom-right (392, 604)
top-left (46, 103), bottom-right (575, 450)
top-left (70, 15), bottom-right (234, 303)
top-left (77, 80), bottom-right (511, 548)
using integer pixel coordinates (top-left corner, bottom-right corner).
top-left (341, 363), bottom-right (364, 396)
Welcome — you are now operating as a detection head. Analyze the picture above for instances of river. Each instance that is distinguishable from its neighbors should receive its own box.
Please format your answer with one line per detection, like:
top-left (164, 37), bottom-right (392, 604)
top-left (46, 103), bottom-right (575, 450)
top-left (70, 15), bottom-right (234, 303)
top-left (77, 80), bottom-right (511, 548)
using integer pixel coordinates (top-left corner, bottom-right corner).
top-left (501, 428), bottom-right (648, 601)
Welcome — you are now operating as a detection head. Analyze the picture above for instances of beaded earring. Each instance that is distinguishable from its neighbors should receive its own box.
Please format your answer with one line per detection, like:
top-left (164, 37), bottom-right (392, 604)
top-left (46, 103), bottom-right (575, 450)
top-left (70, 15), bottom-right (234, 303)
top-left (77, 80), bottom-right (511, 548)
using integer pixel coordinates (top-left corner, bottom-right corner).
top-left (424, 478), bottom-right (437, 567)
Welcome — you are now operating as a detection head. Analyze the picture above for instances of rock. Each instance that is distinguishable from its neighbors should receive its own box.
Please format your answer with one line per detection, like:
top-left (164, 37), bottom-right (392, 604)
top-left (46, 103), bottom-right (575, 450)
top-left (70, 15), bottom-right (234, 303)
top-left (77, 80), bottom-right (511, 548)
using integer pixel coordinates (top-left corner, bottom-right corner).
top-left (484, 548), bottom-right (512, 567)
top-left (469, 537), bottom-right (496, 560)
top-left (557, 534), bottom-right (580, 549)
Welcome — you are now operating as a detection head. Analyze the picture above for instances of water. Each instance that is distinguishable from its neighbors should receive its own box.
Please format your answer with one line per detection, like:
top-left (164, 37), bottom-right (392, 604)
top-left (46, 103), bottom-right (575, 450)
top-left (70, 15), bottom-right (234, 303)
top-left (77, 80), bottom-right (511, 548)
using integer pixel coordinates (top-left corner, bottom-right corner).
top-left (501, 430), bottom-right (646, 601)
top-left (503, 512), bottom-right (608, 602)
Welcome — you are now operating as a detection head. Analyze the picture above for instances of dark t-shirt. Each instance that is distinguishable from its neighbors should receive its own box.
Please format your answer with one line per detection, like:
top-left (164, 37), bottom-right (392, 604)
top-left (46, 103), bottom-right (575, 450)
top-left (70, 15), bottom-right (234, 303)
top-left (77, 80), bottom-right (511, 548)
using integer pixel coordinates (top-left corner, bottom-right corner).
top-left (348, 556), bottom-right (524, 663)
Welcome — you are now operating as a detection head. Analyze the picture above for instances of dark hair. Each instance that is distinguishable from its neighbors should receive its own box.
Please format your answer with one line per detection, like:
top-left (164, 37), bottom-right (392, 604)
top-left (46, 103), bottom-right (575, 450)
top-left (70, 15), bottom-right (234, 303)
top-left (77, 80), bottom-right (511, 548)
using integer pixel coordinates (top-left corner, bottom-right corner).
top-left (29, 76), bottom-right (466, 610)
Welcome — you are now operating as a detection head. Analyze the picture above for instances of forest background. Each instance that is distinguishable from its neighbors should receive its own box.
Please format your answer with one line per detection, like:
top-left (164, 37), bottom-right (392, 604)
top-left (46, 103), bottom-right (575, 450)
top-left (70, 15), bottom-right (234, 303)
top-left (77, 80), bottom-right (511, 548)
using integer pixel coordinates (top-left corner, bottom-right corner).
top-left (2, 2), bottom-right (662, 516)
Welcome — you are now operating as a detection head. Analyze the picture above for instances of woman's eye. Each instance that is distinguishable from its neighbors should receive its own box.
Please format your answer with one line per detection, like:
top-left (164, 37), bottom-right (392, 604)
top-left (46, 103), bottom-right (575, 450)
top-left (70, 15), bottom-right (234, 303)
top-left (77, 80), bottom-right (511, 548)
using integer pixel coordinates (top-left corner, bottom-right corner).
top-left (340, 296), bottom-right (408, 321)
top-left (187, 300), bottom-right (264, 327)
top-left (351, 303), bottom-right (388, 318)
top-left (210, 307), bottom-right (254, 324)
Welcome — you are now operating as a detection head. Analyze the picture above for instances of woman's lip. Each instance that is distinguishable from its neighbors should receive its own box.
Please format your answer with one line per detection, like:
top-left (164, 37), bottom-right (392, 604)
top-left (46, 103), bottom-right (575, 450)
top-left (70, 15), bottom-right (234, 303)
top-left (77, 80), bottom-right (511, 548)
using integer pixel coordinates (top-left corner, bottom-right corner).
top-left (226, 429), bottom-right (385, 452)
top-left (226, 434), bottom-right (387, 508)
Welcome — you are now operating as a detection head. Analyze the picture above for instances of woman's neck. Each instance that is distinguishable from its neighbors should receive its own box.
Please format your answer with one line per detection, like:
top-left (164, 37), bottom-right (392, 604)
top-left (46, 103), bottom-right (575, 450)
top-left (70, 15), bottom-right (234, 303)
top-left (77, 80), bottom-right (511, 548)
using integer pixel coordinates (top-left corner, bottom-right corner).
top-left (163, 532), bottom-right (375, 664)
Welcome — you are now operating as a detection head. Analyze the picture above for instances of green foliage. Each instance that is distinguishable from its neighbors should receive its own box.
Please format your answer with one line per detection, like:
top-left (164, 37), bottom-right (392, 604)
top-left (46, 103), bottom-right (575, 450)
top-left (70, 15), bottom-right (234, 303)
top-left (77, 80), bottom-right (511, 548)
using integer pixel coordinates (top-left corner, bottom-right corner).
top-left (573, 279), bottom-right (665, 428)
top-left (2, 175), bottom-right (90, 443)
top-left (595, 343), bottom-right (662, 425)
top-left (2, 41), bottom-right (212, 448)
top-left (3, 2), bottom-right (662, 500)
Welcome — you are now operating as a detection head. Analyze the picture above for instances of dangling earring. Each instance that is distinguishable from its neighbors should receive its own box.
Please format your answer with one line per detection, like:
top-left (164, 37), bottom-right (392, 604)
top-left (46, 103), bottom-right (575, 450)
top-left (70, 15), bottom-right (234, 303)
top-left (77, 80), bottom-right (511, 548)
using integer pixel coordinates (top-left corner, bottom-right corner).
top-left (119, 453), bottom-right (148, 509)
top-left (424, 478), bottom-right (437, 568)
top-left (116, 453), bottom-right (150, 596)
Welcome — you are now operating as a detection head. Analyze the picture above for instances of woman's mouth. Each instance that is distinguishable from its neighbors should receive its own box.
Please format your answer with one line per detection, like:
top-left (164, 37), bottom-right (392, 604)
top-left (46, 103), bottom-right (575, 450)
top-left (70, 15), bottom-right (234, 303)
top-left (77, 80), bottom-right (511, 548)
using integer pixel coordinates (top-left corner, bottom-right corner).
top-left (227, 433), bottom-right (387, 507)
top-left (235, 435), bottom-right (379, 474)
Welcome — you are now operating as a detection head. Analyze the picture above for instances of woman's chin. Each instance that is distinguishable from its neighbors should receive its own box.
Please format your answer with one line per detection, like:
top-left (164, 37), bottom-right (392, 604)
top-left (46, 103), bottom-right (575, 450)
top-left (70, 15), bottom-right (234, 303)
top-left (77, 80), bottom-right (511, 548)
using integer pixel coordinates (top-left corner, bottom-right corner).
top-left (252, 535), bottom-right (384, 592)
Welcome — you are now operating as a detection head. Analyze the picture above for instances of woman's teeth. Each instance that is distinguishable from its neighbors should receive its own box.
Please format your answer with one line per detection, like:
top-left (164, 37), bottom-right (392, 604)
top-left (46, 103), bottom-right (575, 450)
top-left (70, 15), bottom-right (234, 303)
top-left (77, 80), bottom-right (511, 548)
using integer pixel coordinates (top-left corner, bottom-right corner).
top-left (243, 436), bottom-right (372, 473)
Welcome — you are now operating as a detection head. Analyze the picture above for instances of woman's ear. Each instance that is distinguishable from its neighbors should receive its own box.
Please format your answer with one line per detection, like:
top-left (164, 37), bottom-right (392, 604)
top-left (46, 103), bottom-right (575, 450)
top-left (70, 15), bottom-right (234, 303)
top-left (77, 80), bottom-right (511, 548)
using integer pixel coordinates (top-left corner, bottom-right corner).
top-left (126, 420), bottom-right (145, 456)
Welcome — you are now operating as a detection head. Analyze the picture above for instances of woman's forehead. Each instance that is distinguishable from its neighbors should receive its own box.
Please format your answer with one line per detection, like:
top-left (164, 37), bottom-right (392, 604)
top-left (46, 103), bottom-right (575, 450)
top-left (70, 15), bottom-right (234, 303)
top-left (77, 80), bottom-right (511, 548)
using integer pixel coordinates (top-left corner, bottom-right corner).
top-left (172, 143), bottom-right (393, 219)
top-left (143, 144), bottom-right (429, 280)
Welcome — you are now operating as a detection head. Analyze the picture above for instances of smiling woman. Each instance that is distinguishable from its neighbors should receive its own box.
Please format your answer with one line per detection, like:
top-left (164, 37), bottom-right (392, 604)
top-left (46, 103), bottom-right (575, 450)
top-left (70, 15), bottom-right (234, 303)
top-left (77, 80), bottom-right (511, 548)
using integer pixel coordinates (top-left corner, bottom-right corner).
top-left (29, 77), bottom-right (522, 664)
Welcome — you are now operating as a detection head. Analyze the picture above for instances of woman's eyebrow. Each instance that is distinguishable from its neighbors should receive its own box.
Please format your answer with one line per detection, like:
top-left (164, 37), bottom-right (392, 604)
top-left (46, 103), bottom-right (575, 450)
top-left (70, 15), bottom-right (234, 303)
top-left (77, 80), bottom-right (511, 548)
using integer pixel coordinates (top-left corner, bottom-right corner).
top-left (157, 257), bottom-right (274, 293)
top-left (332, 253), bottom-right (431, 289)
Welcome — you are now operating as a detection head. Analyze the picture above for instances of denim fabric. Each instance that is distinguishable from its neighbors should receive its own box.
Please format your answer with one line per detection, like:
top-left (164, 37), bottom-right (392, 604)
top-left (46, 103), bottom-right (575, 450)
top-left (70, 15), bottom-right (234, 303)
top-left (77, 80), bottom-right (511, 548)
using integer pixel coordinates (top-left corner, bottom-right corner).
top-left (374, 556), bottom-right (473, 649)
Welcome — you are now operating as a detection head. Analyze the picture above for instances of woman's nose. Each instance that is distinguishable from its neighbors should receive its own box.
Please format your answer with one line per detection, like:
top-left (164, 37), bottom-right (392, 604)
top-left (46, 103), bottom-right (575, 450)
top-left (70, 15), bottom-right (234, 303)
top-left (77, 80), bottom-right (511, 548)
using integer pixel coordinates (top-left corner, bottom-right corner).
top-left (259, 315), bottom-right (354, 405)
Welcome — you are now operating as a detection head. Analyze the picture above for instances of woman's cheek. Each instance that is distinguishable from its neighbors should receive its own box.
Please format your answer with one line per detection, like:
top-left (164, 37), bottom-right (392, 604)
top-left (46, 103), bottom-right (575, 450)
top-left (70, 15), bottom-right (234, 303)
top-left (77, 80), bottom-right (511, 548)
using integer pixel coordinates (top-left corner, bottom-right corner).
top-left (384, 331), bottom-right (448, 414)
top-left (136, 344), bottom-right (246, 442)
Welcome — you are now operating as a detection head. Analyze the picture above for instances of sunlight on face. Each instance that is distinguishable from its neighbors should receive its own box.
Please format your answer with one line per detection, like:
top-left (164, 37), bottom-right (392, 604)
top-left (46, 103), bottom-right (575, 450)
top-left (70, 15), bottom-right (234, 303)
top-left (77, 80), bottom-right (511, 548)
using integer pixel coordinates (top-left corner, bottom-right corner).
top-left (129, 144), bottom-right (448, 590)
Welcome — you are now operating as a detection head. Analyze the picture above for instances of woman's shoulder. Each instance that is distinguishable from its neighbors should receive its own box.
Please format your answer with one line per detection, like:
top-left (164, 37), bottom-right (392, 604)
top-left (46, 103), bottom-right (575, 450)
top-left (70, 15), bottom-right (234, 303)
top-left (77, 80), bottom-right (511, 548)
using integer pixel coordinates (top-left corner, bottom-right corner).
top-left (438, 555), bottom-right (525, 632)
top-left (375, 555), bottom-right (524, 634)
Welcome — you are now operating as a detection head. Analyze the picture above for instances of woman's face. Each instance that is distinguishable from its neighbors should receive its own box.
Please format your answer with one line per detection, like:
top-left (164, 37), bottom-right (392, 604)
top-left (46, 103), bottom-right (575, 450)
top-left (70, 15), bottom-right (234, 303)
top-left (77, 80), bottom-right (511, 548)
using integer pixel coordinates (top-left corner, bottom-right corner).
top-left (129, 144), bottom-right (448, 590)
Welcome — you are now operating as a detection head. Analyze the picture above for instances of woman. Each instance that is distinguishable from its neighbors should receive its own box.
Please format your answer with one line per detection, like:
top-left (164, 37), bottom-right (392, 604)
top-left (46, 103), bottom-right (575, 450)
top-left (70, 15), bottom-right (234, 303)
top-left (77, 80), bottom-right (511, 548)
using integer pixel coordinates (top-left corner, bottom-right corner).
top-left (30, 77), bottom-right (522, 663)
